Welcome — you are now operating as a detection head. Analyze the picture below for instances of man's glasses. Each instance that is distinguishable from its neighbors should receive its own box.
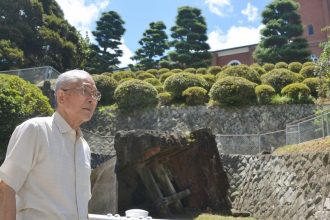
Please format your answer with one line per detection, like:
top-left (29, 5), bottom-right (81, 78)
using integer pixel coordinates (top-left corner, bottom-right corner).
top-left (62, 83), bottom-right (101, 101)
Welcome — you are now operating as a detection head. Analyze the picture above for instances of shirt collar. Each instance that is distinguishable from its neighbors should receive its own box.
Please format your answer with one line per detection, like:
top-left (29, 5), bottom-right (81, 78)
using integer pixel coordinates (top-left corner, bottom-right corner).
top-left (53, 112), bottom-right (83, 137)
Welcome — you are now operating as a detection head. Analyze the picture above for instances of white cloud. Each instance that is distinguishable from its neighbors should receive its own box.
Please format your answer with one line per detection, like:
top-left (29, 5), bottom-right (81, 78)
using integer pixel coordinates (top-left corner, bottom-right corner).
top-left (204, 0), bottom-right (233, 16)
top-left (118, 39), bottom-right (135, 68)
top-left (207, 25), bottom-right (263, 51)
top-left (241, 3), bottom-right (258, 22)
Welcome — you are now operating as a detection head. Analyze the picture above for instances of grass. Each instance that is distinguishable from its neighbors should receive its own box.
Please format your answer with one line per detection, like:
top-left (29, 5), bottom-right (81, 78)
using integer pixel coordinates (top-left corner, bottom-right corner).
top-left (194, 214), bottom-right (255, 220)
top-left (272, 136), bottom-right (330, 155)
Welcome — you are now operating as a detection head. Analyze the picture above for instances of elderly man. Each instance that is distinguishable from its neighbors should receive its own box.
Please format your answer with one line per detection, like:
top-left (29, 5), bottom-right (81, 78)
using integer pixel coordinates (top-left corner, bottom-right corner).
top-left (0, 70), bottom-right (100, 220)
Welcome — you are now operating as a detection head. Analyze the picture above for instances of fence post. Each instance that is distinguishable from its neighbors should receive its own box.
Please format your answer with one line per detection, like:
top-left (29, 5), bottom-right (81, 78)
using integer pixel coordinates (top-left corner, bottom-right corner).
top-left (326, 112), bottom-right (329, 137)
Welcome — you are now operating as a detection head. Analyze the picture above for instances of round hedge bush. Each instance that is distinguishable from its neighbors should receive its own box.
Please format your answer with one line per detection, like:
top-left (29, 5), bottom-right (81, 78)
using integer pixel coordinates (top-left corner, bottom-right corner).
top-left (281, 83), bottom-right (312, 104)
top-left (288, 62), bottom-right (302, 73)
top-left (252, 66), bottom-right (266, 76)
top-left (184, 68), bottom-right (196, 74)
top-left (157, 92), bottom-right (172, 106)
top-left (93, 75), bottom-right (118, 105)
top-left (299, 65), bottom-right (318, 78)
top-left (196, 68), bottom-right (207, 75)
top-left (144, 78), bottom-right (162, 86)
top-left (0, 74), bottom-right (53, 160)
top-left (171, 68), bottom-right (183, 73)
top-left (302, 61), bottom-right (315, 68)
top-left (255, 84), bottom-right (276, 105)
top-left (303, 77), bottom-right (321, 98)
top-left (275, 62), bottom-right (288, 69)
top-left (158, 68), bottom-right (170, 75)
top-left (136, 72), bottom-right (156, 80)
top-left (209, 76), bottom-right (257, 106)
top-left (260, 68), bottom-right (304, 93)
top-left (111, 71), bottom-right (135, 81)
top-left (114, 79), bottom-right (158, 111)
top-left (207, 66), bottom-right (222, 75)
top-left (199, 73), bottom-right (216, 88)
top-left (219, 64), bottom-right (261, 84)
top-left (146, 69), bottom-right (158, 76)
top-left (182, 86), bottom-right (208, 106)
top-left (262, 63), bottom-right (275, 72)
top-left (164, 72), bottom-right (209, 99)
top-left (159, 72), bottom-right (175, 83)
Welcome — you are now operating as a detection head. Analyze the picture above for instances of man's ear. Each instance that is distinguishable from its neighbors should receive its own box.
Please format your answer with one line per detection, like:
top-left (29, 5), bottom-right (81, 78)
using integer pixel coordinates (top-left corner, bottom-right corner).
top-left (56, 90), bottom-right (66, 104)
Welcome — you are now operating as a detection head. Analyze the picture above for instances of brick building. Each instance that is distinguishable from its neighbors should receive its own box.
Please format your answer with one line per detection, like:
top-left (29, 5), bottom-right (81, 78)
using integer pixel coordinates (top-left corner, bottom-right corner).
top-left (211, 0), bottom-right (330, 66)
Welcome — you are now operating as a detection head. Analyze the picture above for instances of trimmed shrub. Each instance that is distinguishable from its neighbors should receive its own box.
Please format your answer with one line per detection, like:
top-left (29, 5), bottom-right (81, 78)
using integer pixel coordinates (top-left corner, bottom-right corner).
top-left (281, 83), bottom-right (312, 104)
top-left (155, 85), bottom-right (164, 93)
top-left (252, 66), bottom-right (267, 76)
top-left (303, 77), bottom-right (321, 98)
top-left (300, 65), bottom-right (318, 78)
top-left (146, 69), bottom-right (158, 76)
top-left (157, 92), bottom-right (172, 106)
top-left (159, 72), bottom-right (175, 83)
top-left (255, 84), bottom-right (276, 105)
top-left (111, 71), bottom-right (135, 81)
top-left (164, 72), bottom-right (209, 100)
top-left (170, 68), bottom-right (183, 73)
top-left (275, 62), bottom-right (288, 69)
top-left (144, 78), bottom-right (162, 86)
top-left (196, 68), bottom-right (207, 75)
top-left (184, 68), bottom-right (196, 74)
top-left (118, 77), bottom-right (135, 84)
top-left (220, 64), bottom-right (261, 84)
top-left (137, 72), bottom-right (156, 80)
top-left (158, 68), bottom-right (170, 75)
top-left (302, 61), bottom-right (316, 68)
top-left (0, 74), bottom-right (53, 160)
top-left (199, 73), bottom-right (216, 88)
top-left (114, 79), bottom-right (158, 111)
top-left (262, 63), bottom-right (275, 72)
top-left (288, 62), bottom-right (303, 73)
top-left (182, 86), bottom-right (208, 106)
top-left (93, 75), bottom-right (118, 105)
top-left (271, 94), bottom-right (291, 105)
top-left (207, 66), bottom-right (222, 75)
top-left (209, 76), bottom-right (257, 106)
top-left (260, 68), bottom-right (304, 93)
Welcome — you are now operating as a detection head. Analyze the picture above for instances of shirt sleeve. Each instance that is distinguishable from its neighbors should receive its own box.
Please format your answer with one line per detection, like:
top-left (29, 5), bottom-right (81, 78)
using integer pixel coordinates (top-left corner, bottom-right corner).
top-left (0, 120), bottom-right (40, 192)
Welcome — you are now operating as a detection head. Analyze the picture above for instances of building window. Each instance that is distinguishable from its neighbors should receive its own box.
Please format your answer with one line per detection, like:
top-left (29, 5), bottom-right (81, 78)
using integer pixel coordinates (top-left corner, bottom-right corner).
top-left (307, 24), bottom-right (314, 35)
top-left (228, 60), bottom-right (241, 66)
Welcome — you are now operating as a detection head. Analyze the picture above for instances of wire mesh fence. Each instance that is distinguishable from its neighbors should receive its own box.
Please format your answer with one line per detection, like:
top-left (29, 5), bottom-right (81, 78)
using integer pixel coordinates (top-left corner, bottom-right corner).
top-left (0, 66), bottom-right (60, 84)
top-left (286, 110), bottom-right (330, 145)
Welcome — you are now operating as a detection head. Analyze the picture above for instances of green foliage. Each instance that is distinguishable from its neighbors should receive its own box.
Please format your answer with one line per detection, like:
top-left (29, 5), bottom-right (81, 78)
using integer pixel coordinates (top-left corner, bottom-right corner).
top-left (199, 74), bottom-right (216, 88)
top-left (271, 94), bottom-right (291, 105)
top-left (303, 77), bottom-right (321, 98)
top-left (169, 6), bottom-right (211, 68)
top-left (132, 21), bottom-right (169, 70)
top-left (157, 92), bottom-right (172, 106)
top-left (146, 69), bottom-right (158, 75)
top-left (251, 66), bottom-right (267, 76)
top-left (275, 62), bottom-right (288, 69)
top-left (159, 72), bottom-right (175, 83)
top-left (118, 77), bottom-right (135, 84)
top-left (155, 85), bottom-right (165, 93)
top-left (253, 0), bottom-right (310, 63)
top-left (170, 68), bottom-right (183, 73)
top-left (302, 61), bottom-right (315, 68)
top-left (0, 74), bottom-right (53, 159)
top-left (184, 68), bottom-right (196, 74)
top-left (88, 11), bottom-right (125, 73)
top-left (209, 76), bottom-right (257, 106)
top-left (288, 62), bottom-right (302, 73)
top-left (262, 63), bottom-right (275, 72)
top-left (114, 79), bottom-right (158, 111)
top-left (182, 86), bottom-right (208, 105)
top-left (144, 78), bottom-right (162, 86)
top-left (111, 71), bottom-right (135, 81)
top-left (196, 68), bottom-right (207, 74)
top-left (220, 64), bottom-right (261, 84)
top-left (164, 72), bottom-right (209, 100)
top-left (255, 84), bottom-right (276, 104)
top-left (299, 65), bottom-right (317, 78)
top-left (281, 82), bottom-right (313, 104)
top-left (137, 72), bottom-right (156, 80)
top-left (0, 40), bottom-right (24, 70)
top-left (260, 68), bottom-right (304, 93)
top-left (92, 75), bottom-right (118, 105)
top-left (207, 66), bottom-right (222, 75)
top-left (158, 68), bottom-right (170, 75)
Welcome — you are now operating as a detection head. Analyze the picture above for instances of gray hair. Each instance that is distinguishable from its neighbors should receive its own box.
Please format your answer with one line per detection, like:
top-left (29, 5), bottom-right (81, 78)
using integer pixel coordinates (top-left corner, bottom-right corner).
top-left (55, 69), bottom-right (92, 92)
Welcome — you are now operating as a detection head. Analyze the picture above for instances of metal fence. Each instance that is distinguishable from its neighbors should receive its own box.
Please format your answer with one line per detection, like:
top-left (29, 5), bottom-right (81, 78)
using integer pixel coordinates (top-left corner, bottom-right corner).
top-left (0, 66), bottom-right (60, 84)
top-left (286, 110), bottom-right (330, 145)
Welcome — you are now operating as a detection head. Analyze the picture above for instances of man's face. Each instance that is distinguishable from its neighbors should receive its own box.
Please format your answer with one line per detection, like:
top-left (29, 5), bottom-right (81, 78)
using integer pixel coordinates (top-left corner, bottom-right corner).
top-left (59, 77), bottom-right (99, 126)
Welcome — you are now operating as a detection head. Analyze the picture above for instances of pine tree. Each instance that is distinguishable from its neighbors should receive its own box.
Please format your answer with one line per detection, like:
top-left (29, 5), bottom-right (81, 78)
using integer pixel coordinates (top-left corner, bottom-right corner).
top-left (169, 6), bottom-right (211, 68)
top-left (253, 0), bottom-right (310, 64)
top-left (132, 21), bottom-right (169, 70)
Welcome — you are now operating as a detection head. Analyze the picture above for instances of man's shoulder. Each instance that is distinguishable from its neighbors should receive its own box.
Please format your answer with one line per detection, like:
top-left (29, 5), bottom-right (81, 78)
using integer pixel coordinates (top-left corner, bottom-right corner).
top-left (19, 115), bottom-right (53, 128)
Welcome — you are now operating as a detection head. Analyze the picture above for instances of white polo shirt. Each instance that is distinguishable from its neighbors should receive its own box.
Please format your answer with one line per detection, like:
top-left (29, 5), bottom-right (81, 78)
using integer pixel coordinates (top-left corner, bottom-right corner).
top-left (0, 112), bottom-right (91, 220)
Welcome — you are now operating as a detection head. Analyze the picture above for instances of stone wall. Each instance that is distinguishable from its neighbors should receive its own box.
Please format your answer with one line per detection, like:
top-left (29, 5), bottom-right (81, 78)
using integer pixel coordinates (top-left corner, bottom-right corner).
top-left (220, 153), bottom-right (330, 220)
top-left (83, 104), bottom-right (328, 156)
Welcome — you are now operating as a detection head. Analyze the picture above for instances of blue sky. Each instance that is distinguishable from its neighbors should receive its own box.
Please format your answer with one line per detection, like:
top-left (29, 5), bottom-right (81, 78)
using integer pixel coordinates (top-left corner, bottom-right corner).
top-left (56, 0), bottom-right (272, 67)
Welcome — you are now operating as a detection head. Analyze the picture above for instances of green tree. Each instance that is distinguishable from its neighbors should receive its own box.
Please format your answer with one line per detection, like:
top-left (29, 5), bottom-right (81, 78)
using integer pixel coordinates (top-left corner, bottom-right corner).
top-left (0, 40), bottom-right (24, 70)
top-left (132, 21), bottom-right (169, 70)
top-left (87, 11), bottom-right (125, 73)
top-left (169, 6), bottom-right (211, 68)
top-left (0, 0), bottom-right (88, 71)
top-left (253, 0), bottom-right (310, 64)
